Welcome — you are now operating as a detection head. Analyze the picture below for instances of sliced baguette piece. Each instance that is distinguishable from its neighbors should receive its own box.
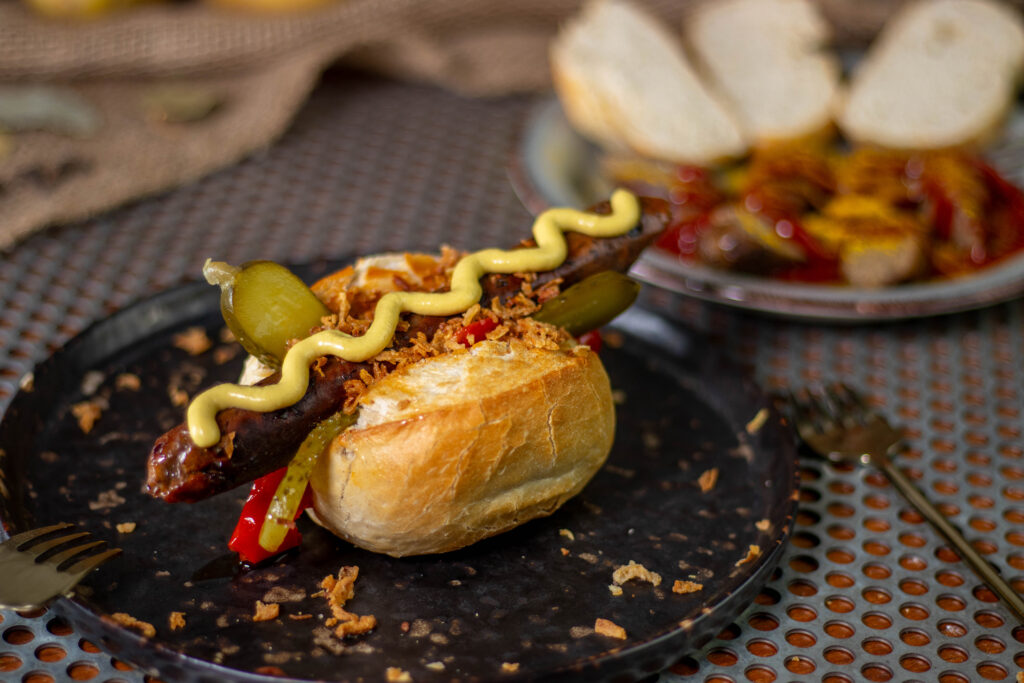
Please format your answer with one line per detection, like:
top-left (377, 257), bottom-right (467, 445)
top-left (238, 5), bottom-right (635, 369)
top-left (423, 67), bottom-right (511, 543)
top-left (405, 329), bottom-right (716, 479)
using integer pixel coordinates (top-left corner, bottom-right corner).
top-left (686, 0), bottom-right (841, 143)
top-left (837, 0), bottom-right (1024, 149)
top-left (550, 0), bottom-right (748, 164)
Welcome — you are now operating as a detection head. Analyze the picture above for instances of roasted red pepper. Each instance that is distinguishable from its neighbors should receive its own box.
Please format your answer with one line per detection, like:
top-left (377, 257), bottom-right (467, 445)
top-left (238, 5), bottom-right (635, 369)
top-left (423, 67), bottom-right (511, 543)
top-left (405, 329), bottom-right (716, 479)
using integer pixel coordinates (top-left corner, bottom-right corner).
top-left (228, 467), bottom-right (314, 564)
top-left (456, 318), bottom-right (499, 347)
top-left (577, 330), bottom-right (602, 353)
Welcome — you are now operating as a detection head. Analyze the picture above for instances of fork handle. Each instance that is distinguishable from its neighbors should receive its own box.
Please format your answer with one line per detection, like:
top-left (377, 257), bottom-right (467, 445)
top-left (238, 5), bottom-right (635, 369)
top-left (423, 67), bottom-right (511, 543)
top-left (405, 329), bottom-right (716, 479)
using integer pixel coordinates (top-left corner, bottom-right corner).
top-left (871, 451), bottom-right (1024, 624)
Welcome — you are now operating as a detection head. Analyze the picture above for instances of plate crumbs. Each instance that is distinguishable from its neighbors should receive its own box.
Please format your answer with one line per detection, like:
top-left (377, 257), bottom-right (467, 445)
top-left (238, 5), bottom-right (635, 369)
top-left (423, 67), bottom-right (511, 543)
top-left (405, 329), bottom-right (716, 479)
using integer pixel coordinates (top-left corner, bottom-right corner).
top-left (672, 580), bottom-right (703, 594)
top-left (386, 667), bottom-right (412, 682)
top-left (110, 612), bottom-right (155, 638)
top-left (745, 408), bottom-right (768, 434)
top-left (71, 400), bottom-right (104, 434)
top-left (168, 612), bottom-right (185, 631)
top-left (213, 345), bottom-right (240, 365)
top-left (755, 518), bottom-right (770, 531)
top-left (115, 373), bottom-right (141, 391)
top-left (321, 566), bottom-right (377, 637)
top-left (501, 662), bottom-right (520, 673)
top-left (608, 584), bottom-right (623, 596)
top-left (288, 613), bottom-right (313, 620)
top-left (172, 327), bottom-right (212, 355)
top-left (612, 560), bottom-right (662, 587)
top-left (253, 601), bottom-right (279, 622)
top-left (559, 528), bottom-right (575, 541)
top-left (736, 544), bottom-right (761, 567)
top-left (560, 547), bottom-right (570, 556)
top-left (697, 467), bottom-right (718, 493)
top-left (425, 662), bottom-right (445, 672)
top-left (594, 618), bottom-right (626, 640)
top-left (88, 489), bottom-right (126, 511)
top-left (116, 522), bottom-right (136, 533)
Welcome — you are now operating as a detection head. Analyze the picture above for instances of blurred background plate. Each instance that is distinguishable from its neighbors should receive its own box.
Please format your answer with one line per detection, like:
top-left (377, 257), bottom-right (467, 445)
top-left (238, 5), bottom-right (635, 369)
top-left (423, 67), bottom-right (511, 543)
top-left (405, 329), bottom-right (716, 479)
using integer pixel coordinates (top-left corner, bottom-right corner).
top-left (509, 97), bottom-right (1024, 322)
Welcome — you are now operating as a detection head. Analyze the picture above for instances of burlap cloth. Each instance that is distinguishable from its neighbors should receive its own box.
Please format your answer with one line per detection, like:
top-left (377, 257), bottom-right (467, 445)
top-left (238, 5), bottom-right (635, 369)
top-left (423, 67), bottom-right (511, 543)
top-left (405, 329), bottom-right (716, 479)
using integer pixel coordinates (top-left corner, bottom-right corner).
top-left (0, 0), bottom-right (914, 250)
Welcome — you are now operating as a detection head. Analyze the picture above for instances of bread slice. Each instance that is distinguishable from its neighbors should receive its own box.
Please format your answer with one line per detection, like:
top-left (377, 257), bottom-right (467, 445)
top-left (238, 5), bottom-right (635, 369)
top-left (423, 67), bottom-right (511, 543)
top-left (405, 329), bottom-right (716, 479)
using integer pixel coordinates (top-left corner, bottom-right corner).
top-left (837, 0), bottom-right (1024, 149)
top-left (550, 0), bottom-right (747, 164)
top-left (686, 0), bottom-right (840, 143)
top-left (308, 340), bottom-right (615, 557)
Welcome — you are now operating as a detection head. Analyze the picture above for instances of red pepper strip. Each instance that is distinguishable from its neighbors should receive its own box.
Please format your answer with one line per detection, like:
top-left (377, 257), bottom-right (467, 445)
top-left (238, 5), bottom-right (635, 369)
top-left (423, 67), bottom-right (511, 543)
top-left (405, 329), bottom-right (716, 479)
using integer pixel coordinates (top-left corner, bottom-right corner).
top-left (228, 467), bottom-right (314, 565)
top-left (455, 318), bottom-right (499, 347)
top-left (922, 179), bottom-right (955, 241)
top-left (977, 160), bottom-right (1024, 254)
top-left (655, 213), bottom-right (711, 259)
top-left (577, 330), bottom-right (602, 353)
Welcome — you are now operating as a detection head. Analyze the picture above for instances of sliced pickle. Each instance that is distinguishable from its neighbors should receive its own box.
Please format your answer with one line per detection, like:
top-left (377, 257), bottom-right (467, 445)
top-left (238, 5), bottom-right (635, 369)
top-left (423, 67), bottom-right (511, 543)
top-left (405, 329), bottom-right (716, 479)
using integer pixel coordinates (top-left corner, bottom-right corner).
top-left (258, 411), bottom-right (357, 553)
top-left (533, 271), bottom-right (640, 336)
top-left (204, 259), bottom-right (330, 367)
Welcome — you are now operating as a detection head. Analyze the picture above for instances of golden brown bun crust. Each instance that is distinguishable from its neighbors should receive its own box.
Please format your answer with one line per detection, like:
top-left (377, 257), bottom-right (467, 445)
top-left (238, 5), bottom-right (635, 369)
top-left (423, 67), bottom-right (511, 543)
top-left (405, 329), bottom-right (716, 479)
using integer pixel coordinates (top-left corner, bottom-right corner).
top-left (307, 340), bottom-right (615, 557)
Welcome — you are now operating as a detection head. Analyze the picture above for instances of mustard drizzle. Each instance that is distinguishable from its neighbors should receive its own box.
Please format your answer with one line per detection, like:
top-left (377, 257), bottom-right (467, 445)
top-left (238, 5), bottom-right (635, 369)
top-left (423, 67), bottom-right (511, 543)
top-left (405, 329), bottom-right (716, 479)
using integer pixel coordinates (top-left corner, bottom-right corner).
top-left (186, 189), bottom-right (641, 448)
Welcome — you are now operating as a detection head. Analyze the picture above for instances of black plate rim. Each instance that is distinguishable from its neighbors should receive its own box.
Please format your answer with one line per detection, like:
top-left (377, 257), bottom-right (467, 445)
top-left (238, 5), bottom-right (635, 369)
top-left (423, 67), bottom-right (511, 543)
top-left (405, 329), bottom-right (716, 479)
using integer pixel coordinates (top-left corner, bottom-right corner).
top-left (0, 272), bottom-right (800, 683)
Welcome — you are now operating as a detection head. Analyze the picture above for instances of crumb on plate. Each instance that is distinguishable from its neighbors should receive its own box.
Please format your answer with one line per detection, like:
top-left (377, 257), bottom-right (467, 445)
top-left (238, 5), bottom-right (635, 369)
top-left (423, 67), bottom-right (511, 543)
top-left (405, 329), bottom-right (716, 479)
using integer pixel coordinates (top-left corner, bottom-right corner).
top-left (501, 662), bottom-right (520, 673)
top-left (116, 522), bottom-right (136, 534)
top-left (736, 544), bottom-right (761, 567)
top-left (71, 400), bottom-right (103, 434)
top-left (746, 408), bottom-right (769, 434)
top-left (115, 373), bottom-right (141, 391)
top-left (612, 560), bottom-right (662, 587)
top-left (110, 612), bottom-right (156, 638)
top-left (169, 611), bottom-right (186, 631)
top-left (697, 467), bottom-right (718, 493)
top-left (672, 580), bottom-right (703, 594)
top-left (172, 327), bottom-right (212, 355)
top-left (321, 566), bottom-right (377, 637)
top-left (253, 600), bottom-right (279, 622)
top-left (385, 667), bottom-right (412, 682)
top-left (594, 618), bottom-right (626, 640)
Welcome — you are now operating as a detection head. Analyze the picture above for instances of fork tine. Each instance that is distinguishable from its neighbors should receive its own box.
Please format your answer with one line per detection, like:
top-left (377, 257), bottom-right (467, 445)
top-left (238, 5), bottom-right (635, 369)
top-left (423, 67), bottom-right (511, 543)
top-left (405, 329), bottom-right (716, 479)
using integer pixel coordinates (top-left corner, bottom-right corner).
top-left (21, 532), bottom-right (91, 556)
top-left (44, 540), bottom-right (106, 568)
top-left (787, 388), bottom-right (831, 438)
top-left (64, 547), bottom-right (121, 576)
top-left (828, 382), bottom-right (869, 418)
top-left (2, 523), bottom-right (74, 547)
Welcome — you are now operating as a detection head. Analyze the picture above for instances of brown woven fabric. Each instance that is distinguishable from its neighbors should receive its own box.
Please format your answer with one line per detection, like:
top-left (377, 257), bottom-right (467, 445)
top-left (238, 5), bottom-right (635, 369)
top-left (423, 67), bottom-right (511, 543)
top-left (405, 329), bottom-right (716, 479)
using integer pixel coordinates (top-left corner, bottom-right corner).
top-left (0, 0), bottom-right (933, 251)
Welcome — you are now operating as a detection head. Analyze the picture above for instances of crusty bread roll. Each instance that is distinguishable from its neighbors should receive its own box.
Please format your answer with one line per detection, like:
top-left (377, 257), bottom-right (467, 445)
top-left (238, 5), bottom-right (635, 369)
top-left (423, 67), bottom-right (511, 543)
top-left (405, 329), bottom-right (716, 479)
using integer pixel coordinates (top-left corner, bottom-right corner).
top-left (550, 0), bottom-right (747, 164)
top-left (234, 252), bottom-right (618, 557)
top-left (837, 0), bottom-right (1024, 149)
top-left (307, 340), bottom-right (615, 557)
top-left (686, 0), bottom-right (841, 143)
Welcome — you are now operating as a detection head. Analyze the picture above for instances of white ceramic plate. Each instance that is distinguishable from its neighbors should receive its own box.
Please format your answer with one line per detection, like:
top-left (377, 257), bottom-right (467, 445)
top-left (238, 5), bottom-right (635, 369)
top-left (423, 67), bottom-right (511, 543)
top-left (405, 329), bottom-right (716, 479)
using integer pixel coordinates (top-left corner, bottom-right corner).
top-left (509, 97), bottom-right (1024, 322)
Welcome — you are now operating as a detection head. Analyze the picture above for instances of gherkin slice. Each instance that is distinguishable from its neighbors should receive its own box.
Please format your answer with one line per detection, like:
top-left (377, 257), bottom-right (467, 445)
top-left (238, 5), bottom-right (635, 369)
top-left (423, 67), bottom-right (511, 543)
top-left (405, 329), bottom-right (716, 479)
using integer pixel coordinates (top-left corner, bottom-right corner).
top-left (204, 259), bottom-right (330, 367)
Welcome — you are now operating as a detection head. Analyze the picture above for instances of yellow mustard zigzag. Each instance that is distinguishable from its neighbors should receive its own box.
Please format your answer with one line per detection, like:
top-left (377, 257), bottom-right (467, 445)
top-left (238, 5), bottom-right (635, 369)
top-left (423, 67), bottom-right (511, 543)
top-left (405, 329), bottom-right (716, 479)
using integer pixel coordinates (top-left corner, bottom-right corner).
top-left (186, 189), bottom-right (641, 448)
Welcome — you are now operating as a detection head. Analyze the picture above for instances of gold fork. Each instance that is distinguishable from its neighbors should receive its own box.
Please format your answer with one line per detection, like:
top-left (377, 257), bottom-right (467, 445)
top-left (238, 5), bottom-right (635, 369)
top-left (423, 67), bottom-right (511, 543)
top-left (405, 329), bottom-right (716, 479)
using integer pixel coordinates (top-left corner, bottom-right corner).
top-left (788, 383), bottom-right (1024, 624)
top-left (0, 523), bottom-right (121, 610)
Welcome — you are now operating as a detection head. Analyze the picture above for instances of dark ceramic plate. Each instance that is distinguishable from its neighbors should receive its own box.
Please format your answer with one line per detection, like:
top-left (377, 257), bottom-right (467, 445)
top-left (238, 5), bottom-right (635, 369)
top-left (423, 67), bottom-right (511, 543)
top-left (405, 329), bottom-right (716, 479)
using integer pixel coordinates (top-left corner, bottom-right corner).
top-left (509, 98), bottom-right (1024, 322)
top-left (0, 265), bottom-right (798, 683)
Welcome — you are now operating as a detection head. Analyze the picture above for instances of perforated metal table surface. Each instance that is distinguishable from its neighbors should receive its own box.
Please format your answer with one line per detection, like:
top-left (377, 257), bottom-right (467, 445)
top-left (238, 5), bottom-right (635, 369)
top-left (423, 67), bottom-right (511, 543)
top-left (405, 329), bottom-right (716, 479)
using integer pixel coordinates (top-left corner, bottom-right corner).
top-left (1, 70), bottom-right (1023, 683)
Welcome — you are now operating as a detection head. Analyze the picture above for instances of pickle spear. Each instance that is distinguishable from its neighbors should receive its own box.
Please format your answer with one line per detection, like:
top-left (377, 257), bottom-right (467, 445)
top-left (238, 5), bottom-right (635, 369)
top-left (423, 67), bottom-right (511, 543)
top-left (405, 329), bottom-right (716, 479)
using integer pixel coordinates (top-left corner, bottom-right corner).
top-left (258, 412), bottom-right (356, 552)
top-left (533, 271), bottom-right (640, 336)
top-left (204, 260), bottom-right (330, 367)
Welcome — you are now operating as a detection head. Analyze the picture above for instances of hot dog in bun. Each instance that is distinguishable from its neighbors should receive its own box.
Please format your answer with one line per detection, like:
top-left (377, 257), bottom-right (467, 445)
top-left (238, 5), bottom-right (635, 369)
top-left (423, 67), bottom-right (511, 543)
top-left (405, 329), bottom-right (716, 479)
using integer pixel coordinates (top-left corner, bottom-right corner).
top-left (146, 191), bottom-right (671, 561)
